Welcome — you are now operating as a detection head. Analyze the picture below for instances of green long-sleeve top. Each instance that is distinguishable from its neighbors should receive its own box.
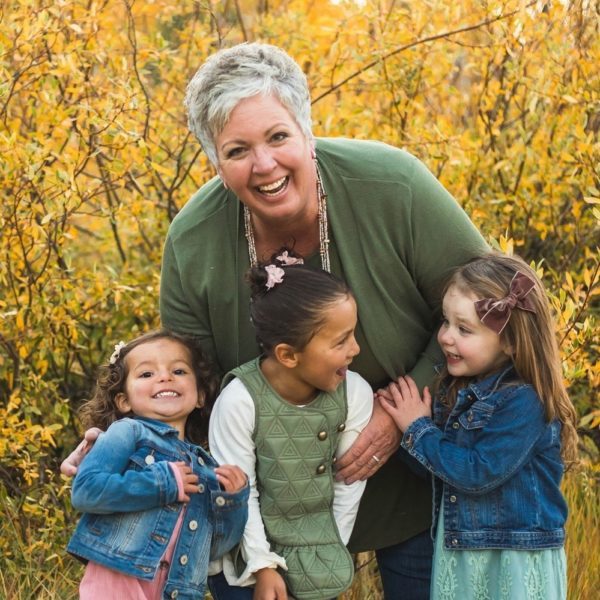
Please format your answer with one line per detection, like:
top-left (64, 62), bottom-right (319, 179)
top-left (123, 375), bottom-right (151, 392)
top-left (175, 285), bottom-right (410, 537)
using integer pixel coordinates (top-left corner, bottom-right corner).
top-left (160, 137), bottom-right (488, 551)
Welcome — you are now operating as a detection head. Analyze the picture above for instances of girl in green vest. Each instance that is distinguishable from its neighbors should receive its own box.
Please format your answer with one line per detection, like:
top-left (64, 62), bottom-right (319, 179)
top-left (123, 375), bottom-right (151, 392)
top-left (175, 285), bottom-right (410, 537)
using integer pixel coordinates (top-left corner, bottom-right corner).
top-left (208, 249), bottom-right (374, 600)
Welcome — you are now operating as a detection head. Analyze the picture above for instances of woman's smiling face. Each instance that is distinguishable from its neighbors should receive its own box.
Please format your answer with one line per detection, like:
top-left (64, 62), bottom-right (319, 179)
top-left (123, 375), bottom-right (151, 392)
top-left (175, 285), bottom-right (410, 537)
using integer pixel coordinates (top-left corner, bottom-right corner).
top-left (215, 94), bottom-right (317, 227)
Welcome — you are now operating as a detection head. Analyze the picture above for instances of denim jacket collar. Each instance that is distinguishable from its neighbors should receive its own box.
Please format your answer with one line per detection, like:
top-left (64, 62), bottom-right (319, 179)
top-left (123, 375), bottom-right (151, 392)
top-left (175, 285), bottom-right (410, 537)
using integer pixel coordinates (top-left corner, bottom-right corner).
top-left (462, 364), bottom-right (517, 402)
top-left (132, 415), bottom-right (181, 437)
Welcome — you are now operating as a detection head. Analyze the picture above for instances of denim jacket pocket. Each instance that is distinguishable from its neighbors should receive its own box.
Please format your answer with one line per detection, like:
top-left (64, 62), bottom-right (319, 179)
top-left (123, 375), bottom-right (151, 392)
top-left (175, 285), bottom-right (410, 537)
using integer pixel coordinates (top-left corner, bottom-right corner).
top-left (129, 446), bottom-right (177, 470)
top-left (457, 402), bottom-right (494, 430)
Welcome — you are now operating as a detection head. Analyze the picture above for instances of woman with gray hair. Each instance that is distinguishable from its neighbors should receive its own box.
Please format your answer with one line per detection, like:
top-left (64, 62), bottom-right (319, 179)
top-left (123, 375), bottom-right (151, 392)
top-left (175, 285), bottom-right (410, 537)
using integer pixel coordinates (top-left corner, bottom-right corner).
top-left (64, 43), bottom-right (487, 598)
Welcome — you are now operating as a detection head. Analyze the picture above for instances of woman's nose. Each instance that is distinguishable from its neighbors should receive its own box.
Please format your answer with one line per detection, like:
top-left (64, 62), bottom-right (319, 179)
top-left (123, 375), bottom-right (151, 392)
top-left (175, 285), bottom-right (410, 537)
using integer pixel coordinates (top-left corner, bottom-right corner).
top-left (251, 146), bottom-right (277, 173)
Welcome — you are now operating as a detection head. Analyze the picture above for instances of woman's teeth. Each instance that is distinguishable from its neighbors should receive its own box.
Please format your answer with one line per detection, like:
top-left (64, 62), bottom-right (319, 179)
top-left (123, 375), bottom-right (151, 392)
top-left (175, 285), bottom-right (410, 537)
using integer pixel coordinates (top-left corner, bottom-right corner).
top-left (258, 177), bottom-right (287, 194)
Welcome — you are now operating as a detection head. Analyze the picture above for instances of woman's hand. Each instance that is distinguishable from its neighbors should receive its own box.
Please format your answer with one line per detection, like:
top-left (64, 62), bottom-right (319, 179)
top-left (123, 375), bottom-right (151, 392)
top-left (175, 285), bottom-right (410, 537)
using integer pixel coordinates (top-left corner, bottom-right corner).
top-left (172, 461), bottom-right (200, 502)
top-left (379, 376), bottom-right (432, 433)
top-left (253, 567), bottom-right (288, 600)
top-left (60, 427), bottom-right (103, 476)
top-left (215, 464), bottom-right (248, 493)
top-left (335, 396), bottom-right (402, 484)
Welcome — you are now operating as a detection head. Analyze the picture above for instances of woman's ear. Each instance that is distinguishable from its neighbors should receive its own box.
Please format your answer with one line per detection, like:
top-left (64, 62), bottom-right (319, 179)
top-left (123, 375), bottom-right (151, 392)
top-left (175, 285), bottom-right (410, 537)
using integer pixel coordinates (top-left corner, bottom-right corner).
top-left (216, 167), bottom-right (229, 190)
top-left (273, 343), bottom-right (299, 368)
top-left (115, 392), bottom-right (130, 414)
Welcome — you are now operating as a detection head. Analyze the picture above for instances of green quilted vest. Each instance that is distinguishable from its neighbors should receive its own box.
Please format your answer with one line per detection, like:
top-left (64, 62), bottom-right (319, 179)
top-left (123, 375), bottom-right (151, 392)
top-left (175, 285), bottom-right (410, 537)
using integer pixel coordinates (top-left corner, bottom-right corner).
top-left (223, 358), bottom-right (355, 600)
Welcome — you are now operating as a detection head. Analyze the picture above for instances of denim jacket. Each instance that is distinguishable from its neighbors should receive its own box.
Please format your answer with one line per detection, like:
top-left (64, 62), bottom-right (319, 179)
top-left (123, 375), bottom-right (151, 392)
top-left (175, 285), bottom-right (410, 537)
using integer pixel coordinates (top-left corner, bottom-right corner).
top-left (401, 366), bottom-right (567, 550)
top-left (68, 417), bottom-right (249, 599)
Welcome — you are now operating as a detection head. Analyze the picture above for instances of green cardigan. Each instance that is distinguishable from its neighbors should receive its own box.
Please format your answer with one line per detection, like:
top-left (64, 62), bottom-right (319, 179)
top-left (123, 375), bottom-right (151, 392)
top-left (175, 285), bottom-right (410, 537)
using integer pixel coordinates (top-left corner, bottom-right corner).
top-left (160, 137), bottom-right (488, 551)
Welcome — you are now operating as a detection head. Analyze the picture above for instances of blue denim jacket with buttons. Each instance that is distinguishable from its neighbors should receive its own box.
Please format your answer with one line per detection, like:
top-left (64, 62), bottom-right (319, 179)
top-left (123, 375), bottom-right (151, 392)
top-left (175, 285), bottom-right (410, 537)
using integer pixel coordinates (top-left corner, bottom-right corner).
top-left (67, 417), bottom-right (249, 599)
top-left (401, 366), bottom-right (567, 550)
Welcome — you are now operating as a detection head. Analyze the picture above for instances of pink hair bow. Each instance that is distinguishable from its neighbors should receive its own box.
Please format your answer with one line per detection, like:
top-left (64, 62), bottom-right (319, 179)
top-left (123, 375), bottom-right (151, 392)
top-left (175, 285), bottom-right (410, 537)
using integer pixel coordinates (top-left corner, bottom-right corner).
top-left (474, 271), bottom-right (537, 334)
top-left (276, 251), bottom-right (304, 266)
top-left (265, 264), bottom-right (285, 289)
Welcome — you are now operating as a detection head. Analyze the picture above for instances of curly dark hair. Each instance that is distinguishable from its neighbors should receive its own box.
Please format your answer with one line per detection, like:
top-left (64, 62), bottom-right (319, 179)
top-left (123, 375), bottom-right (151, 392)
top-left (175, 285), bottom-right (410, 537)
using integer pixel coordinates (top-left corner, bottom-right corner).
top-left (78, 330), bottom-right (219, 447)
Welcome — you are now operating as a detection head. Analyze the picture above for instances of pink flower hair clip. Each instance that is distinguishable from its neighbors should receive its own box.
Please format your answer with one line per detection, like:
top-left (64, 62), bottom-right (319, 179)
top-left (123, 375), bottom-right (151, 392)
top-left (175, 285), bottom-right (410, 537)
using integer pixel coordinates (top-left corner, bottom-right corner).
top-left (265, 264), bottom-right (285, 289)
top-left (276, 251), bottom-right (304, 266)
top-left (109, 341), bottom-right (126, 365)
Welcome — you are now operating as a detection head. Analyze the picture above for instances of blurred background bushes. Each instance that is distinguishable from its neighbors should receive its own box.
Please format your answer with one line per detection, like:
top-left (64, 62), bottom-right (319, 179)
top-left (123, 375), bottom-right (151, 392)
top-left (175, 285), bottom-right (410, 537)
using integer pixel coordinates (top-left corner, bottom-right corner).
top-left (0, 0), bottom-right (598, 597)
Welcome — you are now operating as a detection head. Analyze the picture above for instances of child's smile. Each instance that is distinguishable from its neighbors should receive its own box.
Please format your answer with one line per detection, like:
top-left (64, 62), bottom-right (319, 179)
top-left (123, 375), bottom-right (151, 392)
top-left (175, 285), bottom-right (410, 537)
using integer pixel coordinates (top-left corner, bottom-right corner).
top-left (116, 339), bottom-right (200, 438)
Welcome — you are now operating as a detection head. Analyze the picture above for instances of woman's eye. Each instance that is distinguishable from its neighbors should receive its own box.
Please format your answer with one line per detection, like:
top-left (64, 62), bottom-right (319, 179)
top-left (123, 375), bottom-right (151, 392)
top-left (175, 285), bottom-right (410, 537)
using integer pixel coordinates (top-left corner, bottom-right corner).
top-left (270, 131), bottom-right (288, 143)
top-left (226, 146), bottom-right (245, 159)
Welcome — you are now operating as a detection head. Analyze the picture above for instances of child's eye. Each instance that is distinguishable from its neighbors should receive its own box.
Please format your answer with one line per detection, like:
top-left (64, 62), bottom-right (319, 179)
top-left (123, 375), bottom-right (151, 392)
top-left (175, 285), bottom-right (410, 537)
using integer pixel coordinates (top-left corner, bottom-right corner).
top-left (139, 371), bottom-right (153, 378)
top-left (459, 326), bottom-right (471, 335)
top-left (173, 368), bottom-right (187, 375)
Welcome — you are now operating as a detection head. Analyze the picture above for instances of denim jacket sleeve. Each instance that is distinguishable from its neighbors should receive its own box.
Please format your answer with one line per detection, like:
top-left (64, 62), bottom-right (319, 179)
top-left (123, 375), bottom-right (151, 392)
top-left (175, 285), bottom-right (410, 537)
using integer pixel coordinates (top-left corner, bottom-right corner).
top-left (401, 385), bottom-right (548, 494)
top-left (71, 419), bottom-right (178, 513)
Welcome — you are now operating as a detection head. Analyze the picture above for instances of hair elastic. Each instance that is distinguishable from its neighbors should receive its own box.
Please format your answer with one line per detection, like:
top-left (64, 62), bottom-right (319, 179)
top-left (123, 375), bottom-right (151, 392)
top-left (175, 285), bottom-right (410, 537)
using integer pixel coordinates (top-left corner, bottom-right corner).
top-left (265, 264), bottom-right (285, 290)
top-left (108, 341), bottom-right (126, 365)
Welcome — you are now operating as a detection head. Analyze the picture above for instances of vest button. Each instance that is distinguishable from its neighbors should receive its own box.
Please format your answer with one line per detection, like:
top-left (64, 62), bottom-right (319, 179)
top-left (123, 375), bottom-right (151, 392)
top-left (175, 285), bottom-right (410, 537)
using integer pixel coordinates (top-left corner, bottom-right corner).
top-left (467, 412), bottom-right (473, 422)
top-left (179, 554), bottom-right (188, 565)
top-left (332, 456), bottom-right (337, 464)
top-left (318, 431), bottom-right (327, 440)
top-left (450, 495), bottom-right (457, 503)
top-left (215, 496), bottom-right (226, 506)
top-left (197, 456), bottom-right (205, 466)
top-left (452, 422), bottom-right (460, 429)
top-left (144, 454), bottom-right (155, 465)
top-left (316, 464), bottom-right (326, 474)
top-left (198, 483), bottom-right (205, 493)
top-left (170, 590), bottom-right (179, 598)
top-left (189, 520), bottom-right (198, 531)
top-left (337, 423), bottom-right (346, 432)
top-left (451, 538), bottom-right (458, 546)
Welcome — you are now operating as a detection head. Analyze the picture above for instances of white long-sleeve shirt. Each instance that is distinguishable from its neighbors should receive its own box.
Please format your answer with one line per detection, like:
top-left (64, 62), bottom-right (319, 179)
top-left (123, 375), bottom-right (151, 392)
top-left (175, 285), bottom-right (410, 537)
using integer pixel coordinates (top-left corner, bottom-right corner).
top-left (209, 370), bottom-right (373, 587)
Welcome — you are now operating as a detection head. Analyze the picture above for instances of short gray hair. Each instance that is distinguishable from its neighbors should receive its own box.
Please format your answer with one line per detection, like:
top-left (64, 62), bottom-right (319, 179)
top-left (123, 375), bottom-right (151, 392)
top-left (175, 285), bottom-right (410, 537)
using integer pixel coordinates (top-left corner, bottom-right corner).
top-left (184, 43), bottom-right (313, 165)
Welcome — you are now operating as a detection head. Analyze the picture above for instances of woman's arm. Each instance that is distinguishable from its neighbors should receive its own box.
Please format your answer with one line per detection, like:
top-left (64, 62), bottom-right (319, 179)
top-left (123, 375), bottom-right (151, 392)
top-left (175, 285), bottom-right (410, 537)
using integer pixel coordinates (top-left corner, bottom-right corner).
top-left (209, 379), bottom-right (287, 585)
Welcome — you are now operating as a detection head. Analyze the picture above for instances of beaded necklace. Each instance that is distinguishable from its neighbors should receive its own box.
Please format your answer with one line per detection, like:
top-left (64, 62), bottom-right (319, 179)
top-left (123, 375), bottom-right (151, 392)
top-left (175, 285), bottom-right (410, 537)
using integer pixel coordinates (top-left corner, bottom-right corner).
top-left (243, 160), bottom-right (330, 272)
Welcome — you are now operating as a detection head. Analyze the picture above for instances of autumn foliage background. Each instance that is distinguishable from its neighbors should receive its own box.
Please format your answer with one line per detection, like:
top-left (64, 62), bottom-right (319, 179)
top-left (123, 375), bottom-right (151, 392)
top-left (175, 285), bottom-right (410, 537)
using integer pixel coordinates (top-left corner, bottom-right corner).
top-left (1, 0), bottom-right (598, 598)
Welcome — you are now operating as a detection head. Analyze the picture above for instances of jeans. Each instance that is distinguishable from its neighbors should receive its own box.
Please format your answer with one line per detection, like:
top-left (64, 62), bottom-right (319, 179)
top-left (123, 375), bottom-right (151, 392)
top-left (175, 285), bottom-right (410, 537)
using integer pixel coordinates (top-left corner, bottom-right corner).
top-left (375, 529), bottom-right (433, 599)
top-left (208, 572), bottom-right (253, 600)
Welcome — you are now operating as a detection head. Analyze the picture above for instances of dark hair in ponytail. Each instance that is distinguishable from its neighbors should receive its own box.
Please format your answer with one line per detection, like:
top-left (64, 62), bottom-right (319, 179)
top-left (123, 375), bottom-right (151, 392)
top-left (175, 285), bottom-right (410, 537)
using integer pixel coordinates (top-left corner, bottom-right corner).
top-left (247, 248), bottom-right (353, 354)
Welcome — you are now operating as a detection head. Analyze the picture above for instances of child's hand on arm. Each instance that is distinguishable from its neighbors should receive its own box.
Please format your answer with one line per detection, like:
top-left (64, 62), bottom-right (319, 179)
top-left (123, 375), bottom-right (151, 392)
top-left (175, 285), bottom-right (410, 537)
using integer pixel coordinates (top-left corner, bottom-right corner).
top-left (253, 567), bottom-right (288, 600)
top-left (215, 464), bottom-right (248, 493)
top-left (171, 461), bottom-right (199, 502)
top-left (378, 376), bottom-right (432, 432)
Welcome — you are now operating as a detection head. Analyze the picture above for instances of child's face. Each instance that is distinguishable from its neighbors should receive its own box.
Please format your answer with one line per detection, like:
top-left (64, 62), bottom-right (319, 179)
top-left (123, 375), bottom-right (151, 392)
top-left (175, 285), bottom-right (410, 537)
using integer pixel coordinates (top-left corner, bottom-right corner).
top-left (291, 296), bottom-right (360, 398)
top-left (116, 338), bottom-right (200, 437)
top-left (437, 284), bottom-right (512, 379)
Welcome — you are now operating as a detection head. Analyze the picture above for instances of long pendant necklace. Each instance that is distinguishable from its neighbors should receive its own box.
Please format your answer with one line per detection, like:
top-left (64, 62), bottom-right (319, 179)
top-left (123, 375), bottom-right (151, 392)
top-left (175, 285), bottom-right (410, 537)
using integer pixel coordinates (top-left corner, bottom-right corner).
top-left (244, 159), bottom-right (330, 272)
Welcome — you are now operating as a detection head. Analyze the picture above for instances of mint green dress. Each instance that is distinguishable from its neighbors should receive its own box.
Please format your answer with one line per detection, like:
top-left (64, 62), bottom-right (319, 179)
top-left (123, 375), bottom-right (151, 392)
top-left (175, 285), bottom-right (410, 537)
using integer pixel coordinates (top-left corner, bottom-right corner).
top-left (431, 510), bottom-right (567, 600)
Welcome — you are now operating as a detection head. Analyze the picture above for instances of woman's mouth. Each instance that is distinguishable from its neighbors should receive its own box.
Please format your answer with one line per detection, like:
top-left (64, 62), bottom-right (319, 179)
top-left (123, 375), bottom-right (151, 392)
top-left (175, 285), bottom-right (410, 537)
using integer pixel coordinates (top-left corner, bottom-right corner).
top-left (256, 176), bottom-right (288, 196)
